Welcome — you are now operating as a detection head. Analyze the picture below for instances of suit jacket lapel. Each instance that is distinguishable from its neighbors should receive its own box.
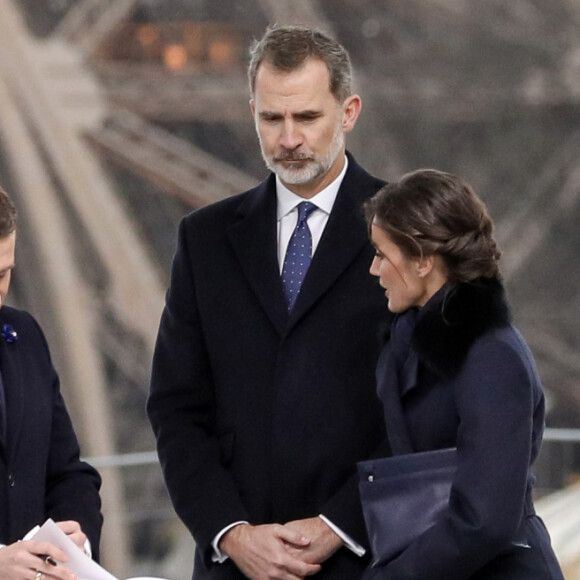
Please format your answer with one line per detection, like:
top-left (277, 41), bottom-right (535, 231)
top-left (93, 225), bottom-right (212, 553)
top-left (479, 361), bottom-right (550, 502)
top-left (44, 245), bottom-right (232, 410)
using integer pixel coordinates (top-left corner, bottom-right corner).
top-left (0, 329), bottom-right (25, 462)
top-left (288, 157), bottom-right (373, 327)
top-left (226, 176), bottom-right (288, 337)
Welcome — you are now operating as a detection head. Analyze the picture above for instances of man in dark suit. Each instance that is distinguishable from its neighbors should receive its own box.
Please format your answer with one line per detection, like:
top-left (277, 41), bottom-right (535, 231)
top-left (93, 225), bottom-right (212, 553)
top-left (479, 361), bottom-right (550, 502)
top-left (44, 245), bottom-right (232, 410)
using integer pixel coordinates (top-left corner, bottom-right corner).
top-left (148, 25), bottom-right (390, 579)
top-left (0, 187), bottom-right (103, 580)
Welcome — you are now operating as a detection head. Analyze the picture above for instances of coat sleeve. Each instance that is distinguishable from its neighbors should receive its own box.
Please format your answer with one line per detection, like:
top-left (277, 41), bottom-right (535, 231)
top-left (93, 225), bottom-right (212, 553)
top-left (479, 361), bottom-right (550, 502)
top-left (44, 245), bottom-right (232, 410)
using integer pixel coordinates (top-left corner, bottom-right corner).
top-left (369, 334), bottom-right (538, 580)
top-left (147, 218), bottom-right (250, 566)
top-left (321, 436), bottom-right (392, 549)
top-left (30, 314), bottom-right (103, 560)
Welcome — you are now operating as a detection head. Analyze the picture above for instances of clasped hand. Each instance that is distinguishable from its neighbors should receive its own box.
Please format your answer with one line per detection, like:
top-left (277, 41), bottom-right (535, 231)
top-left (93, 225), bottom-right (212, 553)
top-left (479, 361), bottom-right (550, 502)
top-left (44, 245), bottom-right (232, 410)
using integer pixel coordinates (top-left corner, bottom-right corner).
top-left (220, 517), bottom-right (342, 580)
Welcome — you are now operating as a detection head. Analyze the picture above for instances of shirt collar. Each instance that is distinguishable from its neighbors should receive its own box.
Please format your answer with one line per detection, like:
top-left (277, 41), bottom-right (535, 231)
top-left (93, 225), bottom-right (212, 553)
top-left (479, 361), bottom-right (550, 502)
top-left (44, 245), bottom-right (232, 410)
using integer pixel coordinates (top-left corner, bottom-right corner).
top-left (276, 155), bottom-right (349, 220)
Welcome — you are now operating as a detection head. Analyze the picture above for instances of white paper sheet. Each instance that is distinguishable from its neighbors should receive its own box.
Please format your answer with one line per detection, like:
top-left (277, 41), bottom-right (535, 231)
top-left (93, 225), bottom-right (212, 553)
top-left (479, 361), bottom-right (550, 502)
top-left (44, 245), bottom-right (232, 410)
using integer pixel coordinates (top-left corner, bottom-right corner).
top-left (30, 520), bottom-right (170, 580)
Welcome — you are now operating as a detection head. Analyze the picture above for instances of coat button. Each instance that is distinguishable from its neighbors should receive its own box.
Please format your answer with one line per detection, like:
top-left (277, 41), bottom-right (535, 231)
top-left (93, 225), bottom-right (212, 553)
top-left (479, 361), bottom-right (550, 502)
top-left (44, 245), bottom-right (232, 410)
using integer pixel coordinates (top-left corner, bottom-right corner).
top-left (8, 473), bottom-right (15, 487)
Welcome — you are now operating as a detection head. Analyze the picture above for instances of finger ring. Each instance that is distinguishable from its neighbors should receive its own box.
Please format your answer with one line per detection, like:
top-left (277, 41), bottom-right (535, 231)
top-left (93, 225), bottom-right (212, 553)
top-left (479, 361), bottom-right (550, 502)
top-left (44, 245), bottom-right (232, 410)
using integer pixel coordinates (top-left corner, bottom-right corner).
top-left (35, 572), bottom-right (43, 580)
top-left (44, 555), bottom-right (58, 566)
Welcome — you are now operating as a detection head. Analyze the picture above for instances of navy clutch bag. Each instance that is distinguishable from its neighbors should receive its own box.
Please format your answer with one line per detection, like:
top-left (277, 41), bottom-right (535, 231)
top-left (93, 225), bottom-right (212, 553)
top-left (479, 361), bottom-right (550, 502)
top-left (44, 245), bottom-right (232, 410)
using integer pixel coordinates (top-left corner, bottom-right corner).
top-left (358, 447), bottom-right (456, 566)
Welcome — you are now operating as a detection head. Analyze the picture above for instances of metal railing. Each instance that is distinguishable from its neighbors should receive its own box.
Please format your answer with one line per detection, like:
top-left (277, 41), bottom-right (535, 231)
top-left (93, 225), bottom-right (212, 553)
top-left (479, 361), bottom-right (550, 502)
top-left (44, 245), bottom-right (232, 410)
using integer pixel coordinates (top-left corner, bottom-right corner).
top-left (84, 428), bottom-right (580, 469)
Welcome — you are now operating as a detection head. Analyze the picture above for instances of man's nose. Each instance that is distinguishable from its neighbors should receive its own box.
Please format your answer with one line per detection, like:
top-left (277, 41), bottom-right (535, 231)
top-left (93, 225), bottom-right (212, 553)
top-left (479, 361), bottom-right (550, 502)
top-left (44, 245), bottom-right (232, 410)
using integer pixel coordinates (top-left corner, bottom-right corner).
top-left (279, 121), bottom-right (302, 150)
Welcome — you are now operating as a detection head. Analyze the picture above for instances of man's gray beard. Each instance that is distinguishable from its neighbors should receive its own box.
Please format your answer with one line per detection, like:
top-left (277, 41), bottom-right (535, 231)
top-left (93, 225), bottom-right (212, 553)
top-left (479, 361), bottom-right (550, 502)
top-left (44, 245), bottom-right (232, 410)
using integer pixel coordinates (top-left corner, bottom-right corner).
top-left (268, 157), bottom-right (326, 185)
top-left (261, 126), bottom-right (345, 186)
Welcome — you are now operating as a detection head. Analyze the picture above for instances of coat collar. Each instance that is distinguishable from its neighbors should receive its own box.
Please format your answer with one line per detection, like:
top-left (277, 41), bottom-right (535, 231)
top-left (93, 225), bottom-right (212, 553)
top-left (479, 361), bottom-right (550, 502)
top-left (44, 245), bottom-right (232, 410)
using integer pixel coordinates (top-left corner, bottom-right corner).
top-left (382, 278), bottom-right (511, 454)
top-left (412, 277), bottom-right (512, 377)
top-left (226, 153), bottom-right (383, 335)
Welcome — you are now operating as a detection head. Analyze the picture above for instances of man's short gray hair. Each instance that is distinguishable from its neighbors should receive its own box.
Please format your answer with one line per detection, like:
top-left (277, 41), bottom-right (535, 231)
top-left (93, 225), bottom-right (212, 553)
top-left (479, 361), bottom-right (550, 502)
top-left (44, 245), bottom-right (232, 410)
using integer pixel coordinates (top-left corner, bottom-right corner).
top-left (248, 25), bottom-right (354, 103)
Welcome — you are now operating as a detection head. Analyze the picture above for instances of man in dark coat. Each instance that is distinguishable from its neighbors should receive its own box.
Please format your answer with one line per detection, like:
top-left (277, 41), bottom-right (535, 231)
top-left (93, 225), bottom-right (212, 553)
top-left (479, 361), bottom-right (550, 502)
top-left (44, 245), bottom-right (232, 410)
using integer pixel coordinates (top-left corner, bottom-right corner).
top-left (0, 187), bottom-right (103, 580)
top-left (148, 25), bottom-right (390, 580)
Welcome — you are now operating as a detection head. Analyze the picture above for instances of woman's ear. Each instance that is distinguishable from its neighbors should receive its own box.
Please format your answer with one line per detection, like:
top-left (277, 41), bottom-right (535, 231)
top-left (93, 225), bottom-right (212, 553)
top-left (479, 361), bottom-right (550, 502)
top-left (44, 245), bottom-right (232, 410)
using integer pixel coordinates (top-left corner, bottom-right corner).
top-left (416, 255), bottom-right (435, 279)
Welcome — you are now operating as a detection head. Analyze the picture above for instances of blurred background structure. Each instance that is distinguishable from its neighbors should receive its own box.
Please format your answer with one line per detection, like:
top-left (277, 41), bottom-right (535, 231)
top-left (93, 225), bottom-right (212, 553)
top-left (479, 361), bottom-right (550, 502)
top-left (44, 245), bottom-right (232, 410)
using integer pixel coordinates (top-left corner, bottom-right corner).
top-left (0, 0), bottom-right (579, 578)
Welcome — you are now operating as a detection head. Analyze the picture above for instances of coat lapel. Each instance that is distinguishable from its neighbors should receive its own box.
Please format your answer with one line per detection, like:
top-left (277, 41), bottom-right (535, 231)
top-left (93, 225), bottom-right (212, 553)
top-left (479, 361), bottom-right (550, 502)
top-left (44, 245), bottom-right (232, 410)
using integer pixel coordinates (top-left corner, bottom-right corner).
top-left (399, 350), bottom-right (420, 397)
top-left (226, 176), bottom-right (289, 337)
top-left (0, 327), bottom-right (25, 463)
top-left (226, 155), bottom-right (384, 335)
top-left (376, 344), bottom-right (414, 454)
top-left (287, 157), bottom-right (374, 328)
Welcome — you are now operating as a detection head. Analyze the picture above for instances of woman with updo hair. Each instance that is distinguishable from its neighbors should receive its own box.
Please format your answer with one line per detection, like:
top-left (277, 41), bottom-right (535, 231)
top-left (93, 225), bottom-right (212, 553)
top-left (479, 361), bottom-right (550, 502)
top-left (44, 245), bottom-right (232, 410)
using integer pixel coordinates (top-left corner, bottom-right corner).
top-left (361, 169), bottom-right (563, 579)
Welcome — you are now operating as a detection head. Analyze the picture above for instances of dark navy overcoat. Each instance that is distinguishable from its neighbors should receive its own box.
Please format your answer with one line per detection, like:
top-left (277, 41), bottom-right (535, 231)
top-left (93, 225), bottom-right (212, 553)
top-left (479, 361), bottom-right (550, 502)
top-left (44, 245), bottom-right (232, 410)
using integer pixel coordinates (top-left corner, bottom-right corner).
top-left (366, 279), bottom-right (564, 580)
top-left (148, 154), bottom-right (391, 579)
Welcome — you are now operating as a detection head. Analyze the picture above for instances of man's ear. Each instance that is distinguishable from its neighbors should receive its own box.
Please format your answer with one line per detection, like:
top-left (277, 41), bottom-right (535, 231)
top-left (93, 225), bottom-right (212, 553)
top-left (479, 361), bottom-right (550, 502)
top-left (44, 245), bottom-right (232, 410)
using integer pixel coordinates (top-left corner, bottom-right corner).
top-left (341, 94), bottom-right (362, 132)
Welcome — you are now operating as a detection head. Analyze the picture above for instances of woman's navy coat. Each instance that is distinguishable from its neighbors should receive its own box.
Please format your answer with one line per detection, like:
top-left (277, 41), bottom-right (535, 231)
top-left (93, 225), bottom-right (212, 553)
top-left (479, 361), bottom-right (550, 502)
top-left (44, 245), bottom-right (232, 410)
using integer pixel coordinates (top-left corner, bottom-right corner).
top-left (366, 278), bottom-right (563, 580)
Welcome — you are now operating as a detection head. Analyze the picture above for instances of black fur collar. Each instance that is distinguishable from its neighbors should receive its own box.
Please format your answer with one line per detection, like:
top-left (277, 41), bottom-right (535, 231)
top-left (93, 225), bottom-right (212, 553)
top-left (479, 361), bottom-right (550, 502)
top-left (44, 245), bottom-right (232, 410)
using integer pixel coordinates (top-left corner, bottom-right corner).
top-left (412, 277), bottom-right (512, 377)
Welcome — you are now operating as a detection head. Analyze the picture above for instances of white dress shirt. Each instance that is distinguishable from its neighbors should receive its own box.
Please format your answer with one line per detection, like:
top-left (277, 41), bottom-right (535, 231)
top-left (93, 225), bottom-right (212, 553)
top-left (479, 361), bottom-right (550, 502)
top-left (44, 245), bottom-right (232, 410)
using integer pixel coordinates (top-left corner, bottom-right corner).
top-left (276, 156), bottom-right (348, 270)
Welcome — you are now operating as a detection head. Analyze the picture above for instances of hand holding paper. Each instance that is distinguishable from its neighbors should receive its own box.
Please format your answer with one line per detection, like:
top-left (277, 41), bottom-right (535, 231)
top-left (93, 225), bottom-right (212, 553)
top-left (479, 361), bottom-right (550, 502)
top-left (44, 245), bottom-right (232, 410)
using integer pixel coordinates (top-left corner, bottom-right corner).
top-left (0, 538), bottom-right (72, 580)
top-left (30, 520), bottom-right (170, 580)
top-left (31, 519), bottom-right (116, 580)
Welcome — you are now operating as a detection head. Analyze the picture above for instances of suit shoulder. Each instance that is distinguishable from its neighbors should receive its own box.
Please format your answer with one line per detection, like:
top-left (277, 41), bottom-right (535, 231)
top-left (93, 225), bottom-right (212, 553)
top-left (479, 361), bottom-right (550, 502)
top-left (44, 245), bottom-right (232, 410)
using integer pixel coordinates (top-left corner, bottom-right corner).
top-left (181, 181), bottom-right (264, 228)
top-left (0, 306), bottom-right (49, 348)
top-left (471, 325), bottom-right (531, 362)
top-left (344, 153), bottom-right (387, 200)
top-left (463, 325), bottom-right (541, 389)
top-left (0, 305), bottom-right (37, 328)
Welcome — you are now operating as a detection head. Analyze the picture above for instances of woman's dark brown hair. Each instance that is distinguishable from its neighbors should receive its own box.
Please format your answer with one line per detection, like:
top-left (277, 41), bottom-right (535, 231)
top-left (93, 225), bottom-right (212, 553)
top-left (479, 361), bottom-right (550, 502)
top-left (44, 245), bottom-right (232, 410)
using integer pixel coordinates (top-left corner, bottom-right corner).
top-left (365, 169), bottom-right (501, 283)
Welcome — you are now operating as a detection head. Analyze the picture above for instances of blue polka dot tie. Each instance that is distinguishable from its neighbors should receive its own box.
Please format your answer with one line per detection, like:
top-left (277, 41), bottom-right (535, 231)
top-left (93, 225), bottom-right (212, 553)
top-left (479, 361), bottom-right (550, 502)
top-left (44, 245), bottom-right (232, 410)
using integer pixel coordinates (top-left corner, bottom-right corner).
top-left (281, 201), bottom-right (317, 311)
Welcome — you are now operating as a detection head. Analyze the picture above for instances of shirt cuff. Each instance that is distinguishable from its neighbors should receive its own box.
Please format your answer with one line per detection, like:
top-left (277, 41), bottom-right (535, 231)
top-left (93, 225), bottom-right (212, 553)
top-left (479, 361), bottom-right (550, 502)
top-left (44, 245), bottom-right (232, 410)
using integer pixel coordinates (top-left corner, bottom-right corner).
top-left (319, 514), bottom-right (366, 557)
top-left (211, 521), bottom-right (249, 563)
